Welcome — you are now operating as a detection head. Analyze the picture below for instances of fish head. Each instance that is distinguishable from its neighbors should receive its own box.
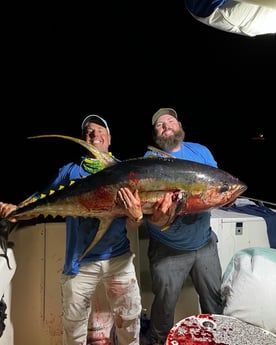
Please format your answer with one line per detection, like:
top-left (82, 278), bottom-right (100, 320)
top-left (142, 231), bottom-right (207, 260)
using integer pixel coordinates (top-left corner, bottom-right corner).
top-left (178, 177), bottom-right (247, 214)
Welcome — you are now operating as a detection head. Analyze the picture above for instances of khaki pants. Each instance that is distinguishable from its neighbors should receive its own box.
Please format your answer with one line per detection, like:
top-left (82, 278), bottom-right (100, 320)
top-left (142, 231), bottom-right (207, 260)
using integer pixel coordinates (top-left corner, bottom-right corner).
top-left (61, 252), bottom-right (141, 345)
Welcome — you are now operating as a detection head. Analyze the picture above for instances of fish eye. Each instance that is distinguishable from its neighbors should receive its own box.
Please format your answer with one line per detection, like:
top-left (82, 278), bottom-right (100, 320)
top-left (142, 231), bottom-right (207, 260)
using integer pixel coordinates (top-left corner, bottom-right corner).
top-left (220, 184), bottom-right (229, 193)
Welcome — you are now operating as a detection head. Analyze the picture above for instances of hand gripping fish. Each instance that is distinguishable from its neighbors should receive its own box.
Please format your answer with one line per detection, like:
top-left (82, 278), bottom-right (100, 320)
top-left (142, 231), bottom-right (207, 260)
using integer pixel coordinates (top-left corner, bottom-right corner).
top-left (0, 135), bottom-right (247, 263)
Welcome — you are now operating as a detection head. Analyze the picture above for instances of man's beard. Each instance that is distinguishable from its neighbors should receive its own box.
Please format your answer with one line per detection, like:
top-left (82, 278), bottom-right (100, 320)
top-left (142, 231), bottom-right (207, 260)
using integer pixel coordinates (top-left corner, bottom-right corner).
top-left (153, 128), bottom-right (185, 151)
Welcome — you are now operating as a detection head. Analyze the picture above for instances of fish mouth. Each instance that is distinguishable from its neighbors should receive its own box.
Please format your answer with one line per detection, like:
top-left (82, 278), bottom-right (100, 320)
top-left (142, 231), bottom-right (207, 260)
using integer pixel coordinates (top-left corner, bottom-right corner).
top-left (238, 182), bottom-right (248, 194)
top-left (228, 182), bottom-right (248, 202)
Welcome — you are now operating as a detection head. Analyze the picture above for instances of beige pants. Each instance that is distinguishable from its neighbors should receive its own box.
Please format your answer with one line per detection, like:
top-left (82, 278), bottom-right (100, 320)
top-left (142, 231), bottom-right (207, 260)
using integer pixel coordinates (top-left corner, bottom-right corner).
top-left (191, 0), bottom-right (276, 36)
top-left (87, 281), bottom-right (116, 344)
top-left (61, 252), bottom-right (141, 345)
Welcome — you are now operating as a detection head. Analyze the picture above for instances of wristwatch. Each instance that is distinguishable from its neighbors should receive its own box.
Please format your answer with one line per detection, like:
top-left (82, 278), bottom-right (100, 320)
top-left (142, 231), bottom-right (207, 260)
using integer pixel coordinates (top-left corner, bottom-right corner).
top-left (134, 215), bottom-right (143, 222)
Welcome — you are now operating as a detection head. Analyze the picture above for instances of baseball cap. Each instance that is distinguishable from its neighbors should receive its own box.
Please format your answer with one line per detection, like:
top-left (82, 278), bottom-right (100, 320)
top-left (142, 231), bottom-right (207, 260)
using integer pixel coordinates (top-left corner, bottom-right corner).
top-left (81, 114), bottom-right (110, 134)
top-left (152, 108), bottom-right (178, 125)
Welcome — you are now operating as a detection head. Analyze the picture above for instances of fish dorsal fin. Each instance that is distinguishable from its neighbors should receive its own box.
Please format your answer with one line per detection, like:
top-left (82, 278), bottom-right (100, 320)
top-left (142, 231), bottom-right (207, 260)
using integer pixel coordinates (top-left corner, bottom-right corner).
top-left (147, 145), bottom-right (175, 158)
top-left (28, 134), bottom-right (117, 168)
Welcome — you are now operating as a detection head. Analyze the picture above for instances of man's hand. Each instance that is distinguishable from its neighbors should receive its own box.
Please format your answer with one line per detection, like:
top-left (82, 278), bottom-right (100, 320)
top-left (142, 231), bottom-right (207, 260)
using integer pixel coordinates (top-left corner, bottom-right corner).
top-left (0, 202), bottom-right (18, 222)
top-left (148, 192), bottom-right (176, 227)
top-left (117, 188), bottom-right (143, 225)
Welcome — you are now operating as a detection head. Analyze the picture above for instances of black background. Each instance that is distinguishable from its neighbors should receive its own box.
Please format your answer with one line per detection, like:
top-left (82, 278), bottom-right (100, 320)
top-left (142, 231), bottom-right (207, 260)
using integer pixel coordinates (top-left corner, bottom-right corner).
top-left (2, 2), bottom-right (276, 205)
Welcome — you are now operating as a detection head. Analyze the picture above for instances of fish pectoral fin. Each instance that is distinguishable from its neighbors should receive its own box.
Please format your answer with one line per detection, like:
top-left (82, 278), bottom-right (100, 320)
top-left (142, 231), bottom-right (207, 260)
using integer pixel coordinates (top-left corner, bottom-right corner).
top-left (78, 218), bottom-right (114, 261)
top-left (161, 224), bottom-right (170, 232)
top-left (160, 213), bottom-right (179, 232)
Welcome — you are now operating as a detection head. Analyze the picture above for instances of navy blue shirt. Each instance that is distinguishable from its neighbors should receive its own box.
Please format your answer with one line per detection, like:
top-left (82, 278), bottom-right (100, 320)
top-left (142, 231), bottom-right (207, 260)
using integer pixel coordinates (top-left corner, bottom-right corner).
top-left (33, 156), bottom-right (130, 275)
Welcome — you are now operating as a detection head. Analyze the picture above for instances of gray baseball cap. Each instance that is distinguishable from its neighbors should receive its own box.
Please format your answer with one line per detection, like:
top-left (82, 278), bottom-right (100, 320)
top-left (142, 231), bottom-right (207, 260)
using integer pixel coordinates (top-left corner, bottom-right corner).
top-left (152, 108), bottom-right (178, 125)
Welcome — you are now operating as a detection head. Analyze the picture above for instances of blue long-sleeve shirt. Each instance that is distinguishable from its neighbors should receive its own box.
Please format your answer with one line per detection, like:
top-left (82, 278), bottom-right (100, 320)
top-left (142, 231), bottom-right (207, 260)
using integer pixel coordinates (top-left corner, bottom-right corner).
top-left (144, 142), bottom-right (218, 250)
top-left (33, 156), bottom-right (130, 275)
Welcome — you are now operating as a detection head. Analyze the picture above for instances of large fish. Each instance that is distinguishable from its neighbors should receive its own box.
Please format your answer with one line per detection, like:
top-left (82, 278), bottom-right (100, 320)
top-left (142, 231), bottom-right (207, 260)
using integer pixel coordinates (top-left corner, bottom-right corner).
top-left (0, 135), bottom-right (247, 262)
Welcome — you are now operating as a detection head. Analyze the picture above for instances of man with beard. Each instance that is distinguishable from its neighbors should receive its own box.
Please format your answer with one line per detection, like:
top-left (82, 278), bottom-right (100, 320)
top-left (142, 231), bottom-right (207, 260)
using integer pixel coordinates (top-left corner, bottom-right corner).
top-left (143, 108), bottom-right (223, 345)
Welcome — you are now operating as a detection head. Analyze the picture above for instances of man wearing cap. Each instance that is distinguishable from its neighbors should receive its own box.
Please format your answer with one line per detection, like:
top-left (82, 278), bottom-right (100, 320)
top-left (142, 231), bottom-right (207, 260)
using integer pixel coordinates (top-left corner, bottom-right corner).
top-left (144, 108), bottom-right (223, 345)
top-left (0, 114), bottom-right (142, 345)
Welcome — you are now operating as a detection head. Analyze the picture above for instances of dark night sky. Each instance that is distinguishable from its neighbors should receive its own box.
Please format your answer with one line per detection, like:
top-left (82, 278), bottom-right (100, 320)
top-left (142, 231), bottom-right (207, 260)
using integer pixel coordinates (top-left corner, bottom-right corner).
top-left (2, 2), bottom-right (276, 204)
